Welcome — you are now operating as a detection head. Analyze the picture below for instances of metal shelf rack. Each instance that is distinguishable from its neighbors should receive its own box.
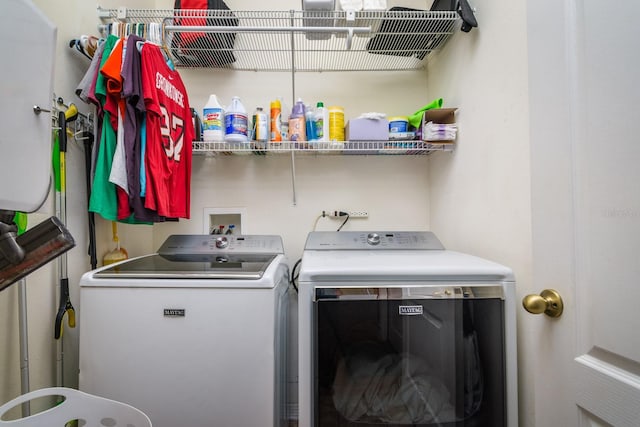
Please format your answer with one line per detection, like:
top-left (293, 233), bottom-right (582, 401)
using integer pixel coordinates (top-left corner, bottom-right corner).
top-left (97, 6), bottom-right (459, 202)
top-left (192, 140), bottom-right (454, 155)
top-left (98, 8), bottom-right (460, 71)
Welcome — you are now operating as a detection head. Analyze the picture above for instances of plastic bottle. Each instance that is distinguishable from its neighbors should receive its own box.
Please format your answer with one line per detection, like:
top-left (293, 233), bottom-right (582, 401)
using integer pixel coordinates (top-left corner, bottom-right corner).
top-left (315, 101), bottom-right (329, 142)
top-left (328, 105), bottom-right (345, 142)
top-left (191, 108), bottom-right (202, 141)
top-left (252, 106), bottom-right (269, 144)
top-left (202, 94), bottom-right (225, 142)
top-left (288, 98), bottom-right (307, 142)
top-left (305, 104), bottom-right (318, 143)
top-left (270, 99), bottom-right (282, 142)
top-left (279, 97), bottom-right (289, 141)
top-left (224, 96), bottom-right (249, 143)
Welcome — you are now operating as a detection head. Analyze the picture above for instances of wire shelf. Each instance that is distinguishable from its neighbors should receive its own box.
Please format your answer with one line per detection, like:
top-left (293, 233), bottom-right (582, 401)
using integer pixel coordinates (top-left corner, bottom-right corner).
top-left (191, 140), bottom-right (454, 155)
top-left (98, 8), bottom-right (460, 71)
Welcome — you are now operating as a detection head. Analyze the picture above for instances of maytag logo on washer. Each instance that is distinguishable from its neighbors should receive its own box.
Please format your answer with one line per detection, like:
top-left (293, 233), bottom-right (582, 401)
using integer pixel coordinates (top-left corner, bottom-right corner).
top-left (164, 309), bottom-right (185, 317)
top-left (399, 305), bottom-right (423, 315)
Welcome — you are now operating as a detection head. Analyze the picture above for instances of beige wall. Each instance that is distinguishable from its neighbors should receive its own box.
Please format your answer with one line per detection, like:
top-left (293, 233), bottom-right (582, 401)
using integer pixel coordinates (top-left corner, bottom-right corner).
top-left (426, 1), bottom-right (534, 425)
top-left (1, 1), bottom-right (534, 425)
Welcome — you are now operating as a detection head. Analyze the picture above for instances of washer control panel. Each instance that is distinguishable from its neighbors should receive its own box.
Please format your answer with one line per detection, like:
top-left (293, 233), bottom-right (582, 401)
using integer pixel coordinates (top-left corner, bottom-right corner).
top-left (305, 231), bottom-right (444, 250)
top-left (158, 234), bottom-right (284, 254)
top-left (366, 233), bottom-right (381, 246)
top-left (215, 236), bottom-right (229, 249)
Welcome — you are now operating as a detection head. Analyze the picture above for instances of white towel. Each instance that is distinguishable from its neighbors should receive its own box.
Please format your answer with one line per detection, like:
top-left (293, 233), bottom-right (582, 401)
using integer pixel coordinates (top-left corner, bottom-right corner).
top-left (358, 112), bottom-right (387, 120)
top-left (423, 121), bottom-right (458, 141)
top-left (339, 0), bottom-right (363, 11)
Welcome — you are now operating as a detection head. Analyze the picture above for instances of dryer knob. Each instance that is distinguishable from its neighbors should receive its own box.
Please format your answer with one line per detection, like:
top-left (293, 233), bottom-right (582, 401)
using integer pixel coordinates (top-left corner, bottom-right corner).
top-left (215, 236), bottom-right (229, 249)
top-left (367, 233), bottom-right (381, 245)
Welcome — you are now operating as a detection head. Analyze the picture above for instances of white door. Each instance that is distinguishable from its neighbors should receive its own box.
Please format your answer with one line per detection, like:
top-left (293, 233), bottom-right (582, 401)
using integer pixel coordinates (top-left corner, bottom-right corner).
top-left (0, 0), bottom-right (56, 212)
top-left (528, 0), bottom-right (640, 425)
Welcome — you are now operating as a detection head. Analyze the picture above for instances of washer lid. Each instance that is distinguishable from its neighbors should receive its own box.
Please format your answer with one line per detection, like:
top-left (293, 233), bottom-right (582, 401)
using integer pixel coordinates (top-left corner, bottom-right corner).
top-left (94, 253), bottom-right (278, 280)
top-left (299, 250), bottom-right (515, 282)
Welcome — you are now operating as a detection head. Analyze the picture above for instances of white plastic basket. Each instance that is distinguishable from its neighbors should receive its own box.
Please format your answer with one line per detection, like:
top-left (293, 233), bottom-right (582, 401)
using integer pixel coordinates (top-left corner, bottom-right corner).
top-left (0, 387), bottom-right (152, 427)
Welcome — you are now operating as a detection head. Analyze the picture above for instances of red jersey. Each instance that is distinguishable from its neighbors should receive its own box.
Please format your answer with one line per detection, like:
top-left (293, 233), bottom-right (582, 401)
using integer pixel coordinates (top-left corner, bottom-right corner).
top-left (141, 44), bottom-right (193, 219)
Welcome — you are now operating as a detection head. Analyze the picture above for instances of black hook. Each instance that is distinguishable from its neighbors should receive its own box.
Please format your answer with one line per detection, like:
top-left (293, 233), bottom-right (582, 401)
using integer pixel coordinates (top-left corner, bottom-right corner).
top-left (457, 0), bottom-right (478, 33)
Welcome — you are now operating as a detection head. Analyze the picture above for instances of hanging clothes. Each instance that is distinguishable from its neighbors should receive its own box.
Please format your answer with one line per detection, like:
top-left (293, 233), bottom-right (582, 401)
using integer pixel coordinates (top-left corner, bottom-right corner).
top-left (76, 27), bottom-right (194, 223)
top-left (100, 37), bottom-right (133, 221)
top-left (141, 43), bottom-right (193, 219)
top-left (122, 35), bottom-right (165, 223)
top-left (75, 41), bottom-right (106, 181)
top-left (88, 34), bottom-right (119, 222)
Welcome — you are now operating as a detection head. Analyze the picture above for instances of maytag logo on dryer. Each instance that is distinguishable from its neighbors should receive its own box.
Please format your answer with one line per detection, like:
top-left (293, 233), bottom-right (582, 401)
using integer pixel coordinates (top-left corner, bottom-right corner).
top-left (399, 305), bottom-right (423, 315)
top-left (163, 309), bottom-right (185, 317)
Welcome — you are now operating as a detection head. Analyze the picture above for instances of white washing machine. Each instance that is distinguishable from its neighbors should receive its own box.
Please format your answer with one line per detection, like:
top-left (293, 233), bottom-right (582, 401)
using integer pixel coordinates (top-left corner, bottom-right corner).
top-left (298, 231), bottom-right (517, 427)
top-left (79, 235), bottom-right (290, 427)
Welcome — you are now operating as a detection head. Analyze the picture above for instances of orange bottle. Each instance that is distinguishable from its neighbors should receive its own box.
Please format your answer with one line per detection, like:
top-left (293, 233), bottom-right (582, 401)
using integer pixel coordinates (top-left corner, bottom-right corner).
top-left (270, 99), bottom-right (282, 142)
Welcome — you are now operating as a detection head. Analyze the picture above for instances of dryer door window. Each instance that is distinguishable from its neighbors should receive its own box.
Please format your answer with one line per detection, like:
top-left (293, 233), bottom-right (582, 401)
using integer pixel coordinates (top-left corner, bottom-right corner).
top-left (313, 286), bottom-right (506, 427)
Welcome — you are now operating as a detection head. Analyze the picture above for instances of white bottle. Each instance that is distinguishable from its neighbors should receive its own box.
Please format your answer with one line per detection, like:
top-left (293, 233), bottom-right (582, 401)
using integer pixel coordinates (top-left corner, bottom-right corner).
top-left (224, 96), bottom-right (249, 143)
top-left (203, 94), bottom-right (225, 142)
top-left (252, 106), bottom-right (269, 143)
top-left (315, 101), bottom-right (330, 142)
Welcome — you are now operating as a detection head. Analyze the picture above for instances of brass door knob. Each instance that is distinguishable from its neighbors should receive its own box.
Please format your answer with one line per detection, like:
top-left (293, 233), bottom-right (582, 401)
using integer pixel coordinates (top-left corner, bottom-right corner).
top-left (522, 289), bottom-right (564, 318)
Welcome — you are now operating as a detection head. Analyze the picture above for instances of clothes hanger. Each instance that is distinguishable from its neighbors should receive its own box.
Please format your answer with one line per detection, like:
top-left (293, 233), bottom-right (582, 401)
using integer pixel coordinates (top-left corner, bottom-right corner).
top-left (160, 23), bottom-right (176, 70)
top-left (136, 38), bottom-right (175, 70)
top-left (68, 38), bottom-right (92, 60)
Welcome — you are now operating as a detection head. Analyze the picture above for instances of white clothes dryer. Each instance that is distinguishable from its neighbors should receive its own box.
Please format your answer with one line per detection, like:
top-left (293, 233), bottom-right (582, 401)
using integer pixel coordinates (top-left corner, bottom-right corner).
top-left (297, 231), bottom-right (517, 427)
top-left (79, 235), bottom-right (290, 427)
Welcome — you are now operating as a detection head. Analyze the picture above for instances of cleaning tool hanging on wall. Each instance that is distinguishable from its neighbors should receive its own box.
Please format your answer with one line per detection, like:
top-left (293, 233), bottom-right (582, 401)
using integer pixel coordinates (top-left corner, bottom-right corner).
top-left (53, 109), bottom-right (78, 342)
top-left (14, 212), bottom-right (30, 415)
top-left (53, 108), bottom-right (77, 392)
top-left (103, 222), bottom-right (128, 265)
top-left (54, 109), bottom-right (76, 342)
top-left (80, 131), bottom-right (98, 270)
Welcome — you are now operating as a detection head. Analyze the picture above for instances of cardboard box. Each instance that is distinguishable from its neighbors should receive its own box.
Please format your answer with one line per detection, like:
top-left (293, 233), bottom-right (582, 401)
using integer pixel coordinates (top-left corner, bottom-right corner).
top-left (419, 108), bottom-right (458, 143)
top-left (345, 118), bottom-right (389, 141)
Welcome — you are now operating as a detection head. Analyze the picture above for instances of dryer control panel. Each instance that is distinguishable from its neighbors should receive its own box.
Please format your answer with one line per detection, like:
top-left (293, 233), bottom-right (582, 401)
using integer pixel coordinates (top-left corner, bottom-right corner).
top-left (304, 231), bottom-right (444, 250)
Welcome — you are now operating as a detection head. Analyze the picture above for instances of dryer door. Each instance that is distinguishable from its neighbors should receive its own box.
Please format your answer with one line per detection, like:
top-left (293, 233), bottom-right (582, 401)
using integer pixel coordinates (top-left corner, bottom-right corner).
top-left (313, 285), bottom-right (506, 427)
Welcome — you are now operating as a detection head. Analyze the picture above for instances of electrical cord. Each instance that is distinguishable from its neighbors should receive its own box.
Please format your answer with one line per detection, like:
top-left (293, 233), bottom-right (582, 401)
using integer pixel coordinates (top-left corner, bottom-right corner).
top-left (336, 213), bottom-right (350, 231)
top-left (314, 210), bottom-right (350, 231)
top-left (290, 258), bottom-right (301, 293)
top-left (301, 210), bottom-right (349, 292)
top-left (312, 213), bottom-right (324, 231)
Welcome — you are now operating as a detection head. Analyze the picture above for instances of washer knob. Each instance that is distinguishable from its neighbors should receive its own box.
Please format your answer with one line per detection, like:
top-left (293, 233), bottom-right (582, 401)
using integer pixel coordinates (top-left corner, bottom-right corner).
top-left (215, 236), bottom-right (229, 249)
top-left (367, 233), bottom-right (381, 246)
